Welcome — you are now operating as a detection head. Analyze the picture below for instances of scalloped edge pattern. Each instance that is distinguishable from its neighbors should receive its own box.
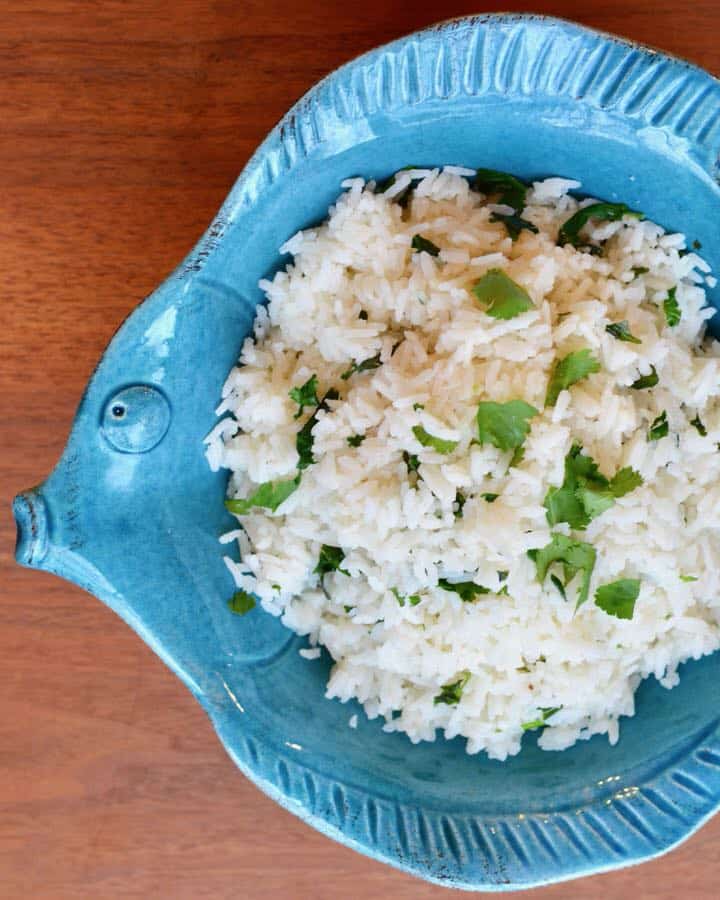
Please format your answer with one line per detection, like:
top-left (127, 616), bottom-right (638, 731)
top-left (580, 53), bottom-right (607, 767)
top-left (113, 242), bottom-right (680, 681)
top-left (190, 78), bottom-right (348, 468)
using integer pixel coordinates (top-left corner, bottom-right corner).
top-left (212, 708), bottom-right (720, 890)
top-left (194, 14), bottom-right (720, 890)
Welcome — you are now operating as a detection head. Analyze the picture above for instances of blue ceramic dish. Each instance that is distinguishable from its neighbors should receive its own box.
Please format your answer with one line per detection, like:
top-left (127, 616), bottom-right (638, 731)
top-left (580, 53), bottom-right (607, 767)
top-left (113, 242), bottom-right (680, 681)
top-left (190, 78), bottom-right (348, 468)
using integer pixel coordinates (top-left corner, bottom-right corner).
top-left (13, 14), bottom-right (720, 891)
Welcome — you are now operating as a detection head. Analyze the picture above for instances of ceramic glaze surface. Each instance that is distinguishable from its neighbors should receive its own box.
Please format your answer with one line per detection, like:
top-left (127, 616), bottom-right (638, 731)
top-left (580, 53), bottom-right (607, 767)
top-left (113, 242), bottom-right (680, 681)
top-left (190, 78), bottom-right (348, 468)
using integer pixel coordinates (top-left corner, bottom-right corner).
top-left (13, 15), bottom-right (720, 890)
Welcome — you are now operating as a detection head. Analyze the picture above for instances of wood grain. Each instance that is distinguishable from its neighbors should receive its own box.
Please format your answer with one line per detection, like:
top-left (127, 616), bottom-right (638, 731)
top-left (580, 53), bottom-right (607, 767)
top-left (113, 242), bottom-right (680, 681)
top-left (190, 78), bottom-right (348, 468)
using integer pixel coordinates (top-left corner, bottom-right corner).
top-left (1, 2), bottom-right (718, 897)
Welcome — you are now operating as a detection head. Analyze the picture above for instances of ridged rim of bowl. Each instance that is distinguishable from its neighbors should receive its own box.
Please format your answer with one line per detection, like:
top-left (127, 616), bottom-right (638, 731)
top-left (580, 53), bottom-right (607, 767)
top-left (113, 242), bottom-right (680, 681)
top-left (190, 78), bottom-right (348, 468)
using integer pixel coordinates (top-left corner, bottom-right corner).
top-left (130, 13), bottom-right (720, 891)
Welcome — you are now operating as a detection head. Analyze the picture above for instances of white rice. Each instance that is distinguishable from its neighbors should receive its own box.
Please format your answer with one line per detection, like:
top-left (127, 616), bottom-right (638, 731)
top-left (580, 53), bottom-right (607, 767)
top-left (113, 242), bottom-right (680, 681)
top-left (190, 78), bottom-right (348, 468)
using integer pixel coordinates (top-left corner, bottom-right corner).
top-left (206, 168), bottom-right (720, 760)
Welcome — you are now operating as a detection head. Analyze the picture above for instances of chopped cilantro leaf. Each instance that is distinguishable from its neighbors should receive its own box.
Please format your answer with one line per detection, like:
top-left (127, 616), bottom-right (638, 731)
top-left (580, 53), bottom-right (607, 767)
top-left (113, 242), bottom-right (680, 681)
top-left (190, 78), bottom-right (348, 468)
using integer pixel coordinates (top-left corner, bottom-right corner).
top-left (529, 533), bottom-right (597, 609)
top-left (594, 578), bottom-right (640, 619)
top-left (680, 574), bottom-right (698, 583)
top-left (403, 451), bottom-right (420, 474)
top-left (522, 706), bottom-right (561, 732)
top-left (690, 415), bottom-right (707, 436)
top-left (454, 491), bottom-right (467, 518)
top-left (558, 202), bottom-right (643, 248)
top-left (545, 349), bottom-right (601, 407)
top-left (347, 434), bottom-right (366, 447)
top-left (606, 321), bottom-right (641, 344)
top-left (314, 545), bottom-right (349, 577)
top-left (608, 467), bottom-right (643, 498)
top-left (289, 374), bottom-right (319, 419)
top-left (296, 388), bottom-right (339, 469)
top-left (481, 492), bottom-right (499, 503)
top-left (438, 579), bottom-right (491, 601)
top-left (413, 402), bottom-right (425, 411)
top-left (472, 269), bottom-right (534, 320)
top-left (227, 591), bottom-right (256, 616)
top-left (476, 400), bottom-right (538, 452)
top-left (550, 574), bottom-right (566, 599)
top-left (474, 168), bottom-right (527, 210)
top-left (663, 286), bottom-right (681, 327)
top-left (631, 266), bottom-right (649, 278)
top-left (489, 211), bottom-right (539, 241)
top-left (544, 444), bottom-right (608, 529)
top-left (629, 366), bottom-right (658, 390)
top-left (544, 445), bottom-right (642, 530)
top-left (412, 425), bottom-right (459, 454)
top-left (648, 410), bottom-right (669, 442)
top-left (340, 354), bottom-right (382, 381)
top-left (411, 234), bottom-right (441, 257)
top-left (225, 476), bottom-right (300, 515)
top-left (509, 445), bottom-right (525, 468)
top-left (391, 587), bottom-right (421, 607)
top-left (434, 671), bottom-right (471, 706)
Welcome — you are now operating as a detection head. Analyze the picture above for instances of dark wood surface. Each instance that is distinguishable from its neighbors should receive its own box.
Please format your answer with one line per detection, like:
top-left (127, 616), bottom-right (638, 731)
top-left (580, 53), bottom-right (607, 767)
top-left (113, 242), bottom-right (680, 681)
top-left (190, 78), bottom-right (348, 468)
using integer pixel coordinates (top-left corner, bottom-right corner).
top-left (2, 2), bottom-right (719, 897)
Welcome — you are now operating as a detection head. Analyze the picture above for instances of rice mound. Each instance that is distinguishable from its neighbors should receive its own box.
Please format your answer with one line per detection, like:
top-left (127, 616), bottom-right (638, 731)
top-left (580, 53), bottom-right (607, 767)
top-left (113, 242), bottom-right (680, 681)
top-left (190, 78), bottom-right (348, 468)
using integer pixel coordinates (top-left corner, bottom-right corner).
top-left (206, 167), bottom-right (720, 760)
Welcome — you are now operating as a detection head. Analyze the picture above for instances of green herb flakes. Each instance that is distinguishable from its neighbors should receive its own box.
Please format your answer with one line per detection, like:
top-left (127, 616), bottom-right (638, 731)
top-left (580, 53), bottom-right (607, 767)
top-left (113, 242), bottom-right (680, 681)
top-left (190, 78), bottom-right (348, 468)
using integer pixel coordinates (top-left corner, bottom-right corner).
top-left (347, 434), bottom-right (366, 447)
top-left (528, 534), bottom-right (597, 609)
top-left (403, 451), bottom-right (420, 474)
top-left (472, 269), bottom-right (534, 320)
top-left (550, 574), bottom-right (566, 599)
top-left (605, 321), bottom-right (641, 344)
top-left (663, 286), bottom-right (681, 327)
top-left (648, 410), bottom-right (669, 442)
top-left (631, 266), bottom-right (649, 278)
top-left (630, 366), bottom-right (658, 390)
top-left (434, 671), bottom-right (471, 706)
top-left (545, 349), bottom-right (601, 407)
top-left (481, 492), bottom-right (499, 503)
top-left (476, 400), bottom-right (538, 452)
top-left (594, 578), bottom-right (640, 619)
top-left (225, 477), bottom-right (300, 515)
top-left (522, 706), bottom-right (561, 732)
top-left (411, 234), bottom-right (441, 257)
top-left (474, 168), bottom-right (528, 210)
top-left (391, 587), bottom-right (421, 607)
top-left (412, 425), bottom-right (458, 454)
top-left (454, 491), bottom-right (467, 518)
top-left (690, 415), bottom-right (707, 436)
top-left (296, 388), bottom-right (339, 469)
top-left (314, 545), bottom-right (349, 577)
top-left (489, 211), bottom-right (539, 241)
top-left (413, 402), bottom-right (425, 411)
top-left (438, 579), bottom-right (491, 602)
top-left (558, 202), bottom-right (643, 248)
top-left (680, 574), bottom-right (698, 583)
top-left (289, 374), bottom-right (319, 419)
top-left (227, 591), bottom-right (256, 616)
top-left (340, 354), bottom-right (382, 381)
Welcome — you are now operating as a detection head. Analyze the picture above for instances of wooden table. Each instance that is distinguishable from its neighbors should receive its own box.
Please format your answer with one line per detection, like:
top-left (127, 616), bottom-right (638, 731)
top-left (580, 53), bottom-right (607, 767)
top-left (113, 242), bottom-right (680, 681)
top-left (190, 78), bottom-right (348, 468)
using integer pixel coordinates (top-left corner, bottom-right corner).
top-left (2, 2), bottom-right (718, 896)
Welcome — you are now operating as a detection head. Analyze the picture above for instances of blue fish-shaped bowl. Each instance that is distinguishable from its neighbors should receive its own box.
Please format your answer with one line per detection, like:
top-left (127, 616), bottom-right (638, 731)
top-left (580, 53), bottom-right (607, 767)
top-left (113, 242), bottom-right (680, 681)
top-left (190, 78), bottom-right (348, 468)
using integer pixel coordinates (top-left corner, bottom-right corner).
top-left (13, 14), bottom-right (720, 891)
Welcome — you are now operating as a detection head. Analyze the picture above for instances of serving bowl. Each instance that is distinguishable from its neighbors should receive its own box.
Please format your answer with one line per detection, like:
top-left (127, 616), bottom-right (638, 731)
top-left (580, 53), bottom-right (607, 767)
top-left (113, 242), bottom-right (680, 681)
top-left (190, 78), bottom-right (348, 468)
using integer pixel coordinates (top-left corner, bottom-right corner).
top-left (13, 14), bottom-right (720, 891)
